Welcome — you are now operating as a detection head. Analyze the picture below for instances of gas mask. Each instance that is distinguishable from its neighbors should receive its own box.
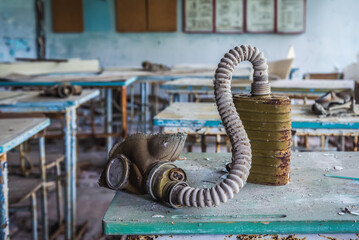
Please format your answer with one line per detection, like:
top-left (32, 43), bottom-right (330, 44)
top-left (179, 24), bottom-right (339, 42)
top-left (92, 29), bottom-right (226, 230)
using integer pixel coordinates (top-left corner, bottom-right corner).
top-left (99, 133), bottom-right (188, 206)
top-left (100, 45), bottom-right (289, 208)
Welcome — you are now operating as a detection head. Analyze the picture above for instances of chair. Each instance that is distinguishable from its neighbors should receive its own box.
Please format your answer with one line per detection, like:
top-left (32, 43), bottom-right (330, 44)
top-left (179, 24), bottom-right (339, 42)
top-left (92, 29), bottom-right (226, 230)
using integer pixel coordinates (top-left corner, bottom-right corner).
top-left (8, 134), bottom-right (48, 240)
top-left (2, 113), bottom-right (64, 239)
top-left (8, 148), bottom-right (65, 232)
top-left (303, 72), bottom-right (344, 80)
top-left (9, 176), bottom-right (43, 239)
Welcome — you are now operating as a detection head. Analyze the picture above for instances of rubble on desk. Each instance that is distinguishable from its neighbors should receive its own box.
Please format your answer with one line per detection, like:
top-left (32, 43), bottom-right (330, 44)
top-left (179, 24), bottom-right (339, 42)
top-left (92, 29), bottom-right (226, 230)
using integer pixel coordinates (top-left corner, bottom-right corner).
top-left (338, 207), bottom-right (359, 216)
top-left (142, 61), bottom-right (171, 72)
top-left (312, 89), bottom-right (356, 116)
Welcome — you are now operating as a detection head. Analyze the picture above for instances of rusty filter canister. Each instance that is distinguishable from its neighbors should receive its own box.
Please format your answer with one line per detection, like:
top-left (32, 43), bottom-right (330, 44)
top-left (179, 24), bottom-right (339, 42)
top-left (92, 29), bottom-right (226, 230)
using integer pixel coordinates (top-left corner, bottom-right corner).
top-left (233, 94), bottom-right (291, 185)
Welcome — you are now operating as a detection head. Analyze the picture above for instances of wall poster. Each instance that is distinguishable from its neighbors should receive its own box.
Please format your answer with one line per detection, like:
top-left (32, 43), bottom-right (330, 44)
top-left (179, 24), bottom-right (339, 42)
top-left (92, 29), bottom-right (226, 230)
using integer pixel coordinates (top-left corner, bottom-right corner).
top-left (246, 0), bottom-right (275, 33)
top-left (215, 0), bottom-right (244, 33)
top-left (276, 0), bottom-right (306, 33)
top-left (184, 0), bottom-right (214, 32)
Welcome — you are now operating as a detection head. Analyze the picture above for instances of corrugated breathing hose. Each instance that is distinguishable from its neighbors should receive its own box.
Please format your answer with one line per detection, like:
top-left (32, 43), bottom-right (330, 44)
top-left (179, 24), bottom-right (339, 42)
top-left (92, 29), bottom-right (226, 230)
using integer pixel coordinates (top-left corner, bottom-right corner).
top-left (170, 45), bottom-right (271, 207)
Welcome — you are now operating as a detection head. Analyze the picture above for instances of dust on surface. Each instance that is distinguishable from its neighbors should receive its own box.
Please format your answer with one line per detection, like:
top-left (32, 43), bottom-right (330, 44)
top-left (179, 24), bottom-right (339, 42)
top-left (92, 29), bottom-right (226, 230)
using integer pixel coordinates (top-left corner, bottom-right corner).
top-left (236, 235), bottom-right (307, 240)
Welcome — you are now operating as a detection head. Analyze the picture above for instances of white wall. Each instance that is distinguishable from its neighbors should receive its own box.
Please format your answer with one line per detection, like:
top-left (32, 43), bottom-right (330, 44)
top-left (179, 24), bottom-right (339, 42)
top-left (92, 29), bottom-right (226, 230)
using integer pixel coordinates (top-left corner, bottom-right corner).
top-left (1, 0), bottom-right (359, 74)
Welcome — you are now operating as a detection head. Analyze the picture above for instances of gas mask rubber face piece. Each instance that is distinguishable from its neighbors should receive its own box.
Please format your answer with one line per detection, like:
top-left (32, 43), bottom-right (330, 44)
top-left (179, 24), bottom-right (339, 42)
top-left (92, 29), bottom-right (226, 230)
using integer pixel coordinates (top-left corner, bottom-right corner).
top-left (100, 45), bottom-right (281, 209)
top-left (99, 133), bottom-right (187, 206)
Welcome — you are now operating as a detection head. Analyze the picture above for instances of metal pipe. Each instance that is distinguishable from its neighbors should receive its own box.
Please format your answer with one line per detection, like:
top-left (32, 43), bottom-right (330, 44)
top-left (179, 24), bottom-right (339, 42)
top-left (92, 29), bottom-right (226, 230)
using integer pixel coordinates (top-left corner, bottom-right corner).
top-left (64, 110), bottom-right (73, 240)
top-left (55, 160), bottom-right (63, 226)
top-left (0, 154), bottom-right (9, 240)
top-left (31, 193), bottom-right (38, 240)
top-left (39, 136), bottom-right (49, 240)
top-left (106, 89), bottom-right (113, 156)
top-left (69, 108), bottom-right (77, 240)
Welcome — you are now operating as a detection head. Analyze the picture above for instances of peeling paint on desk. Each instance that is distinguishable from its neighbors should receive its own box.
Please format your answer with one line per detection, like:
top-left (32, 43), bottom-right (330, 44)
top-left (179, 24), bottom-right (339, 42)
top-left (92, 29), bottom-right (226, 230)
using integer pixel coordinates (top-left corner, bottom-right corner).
top-left (0, 154), bottom-right (9, 238)
top-left (103, 152), bottom-right (359, 235)
top-left (0, 119), bottom-right (50, 154)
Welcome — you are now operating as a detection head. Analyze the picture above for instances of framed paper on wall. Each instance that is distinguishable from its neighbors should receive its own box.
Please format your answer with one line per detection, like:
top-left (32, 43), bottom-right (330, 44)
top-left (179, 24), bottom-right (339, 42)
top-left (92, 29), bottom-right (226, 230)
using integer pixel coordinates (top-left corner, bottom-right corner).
top-left (276, 0), bottom-right (306, 34)
top-left (183, 0), bottom-right (214, 33)
top-left (245, 0), bottom-right (275, 33)
top-left (215, 0), bottom-right (244, 33)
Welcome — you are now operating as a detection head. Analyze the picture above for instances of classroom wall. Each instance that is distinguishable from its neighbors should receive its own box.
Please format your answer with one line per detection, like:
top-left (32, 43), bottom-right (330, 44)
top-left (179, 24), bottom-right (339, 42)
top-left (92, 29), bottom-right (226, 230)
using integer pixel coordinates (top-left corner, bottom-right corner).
top-left (1, 0), bottom-right (359, 74)
top-left (0, 0), bottom-right (36, 61)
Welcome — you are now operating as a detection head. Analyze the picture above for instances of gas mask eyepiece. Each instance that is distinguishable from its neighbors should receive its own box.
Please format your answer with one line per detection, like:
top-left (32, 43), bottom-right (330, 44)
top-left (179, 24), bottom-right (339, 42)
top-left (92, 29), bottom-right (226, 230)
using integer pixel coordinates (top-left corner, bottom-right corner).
top-left (104, 154), bottom-right (130, 190)
top-left (99, 133), bottom-right (188, 207)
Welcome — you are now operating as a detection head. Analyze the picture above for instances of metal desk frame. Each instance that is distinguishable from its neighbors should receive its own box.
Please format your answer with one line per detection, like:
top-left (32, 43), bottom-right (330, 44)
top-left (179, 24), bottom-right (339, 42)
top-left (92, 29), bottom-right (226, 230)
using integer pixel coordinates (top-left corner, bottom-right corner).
top-left (160, 79), bottom-right (355, 104)
top-left (0, 76), bottom-right (137, 154)
top-left (153, 103), bottom-right (359, 152)
top-left (136, 75), bottom-right (249, 132)
top-left (0, 118), bottom-right (50, 240)
top-left (0, 90), bottom-right (99, 240)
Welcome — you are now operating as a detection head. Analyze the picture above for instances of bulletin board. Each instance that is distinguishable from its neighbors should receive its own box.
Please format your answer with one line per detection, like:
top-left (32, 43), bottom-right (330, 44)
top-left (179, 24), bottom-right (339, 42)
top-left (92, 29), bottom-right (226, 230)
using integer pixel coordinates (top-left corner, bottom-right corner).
top-left (116, 0), bottom-right (147, 32)
top-left (116, 0), bottom-right (177, 32)
top-left (276, 0), bottom-right (306, 34)
top-left (148, 0), bottom-right (177, 32)
top-left (245, 0), bottom-right (275, 33)
top-left (52, 0), bottom-right (84, 33)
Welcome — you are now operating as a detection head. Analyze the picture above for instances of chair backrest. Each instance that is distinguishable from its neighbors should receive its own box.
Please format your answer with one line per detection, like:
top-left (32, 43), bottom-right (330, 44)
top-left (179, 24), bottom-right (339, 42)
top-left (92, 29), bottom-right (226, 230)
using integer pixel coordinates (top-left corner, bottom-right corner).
top-left (0, 113), bottom-right (46, 118)
top-left (268, 58), bottom-right (294, 80)
top-left (303, 72), bottom-right (344, 80)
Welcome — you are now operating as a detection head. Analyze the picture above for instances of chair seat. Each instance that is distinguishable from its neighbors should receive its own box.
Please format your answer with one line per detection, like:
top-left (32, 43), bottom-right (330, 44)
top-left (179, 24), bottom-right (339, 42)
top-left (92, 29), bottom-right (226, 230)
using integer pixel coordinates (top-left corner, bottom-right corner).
top-left (9, 175), bottom-right (43, 204)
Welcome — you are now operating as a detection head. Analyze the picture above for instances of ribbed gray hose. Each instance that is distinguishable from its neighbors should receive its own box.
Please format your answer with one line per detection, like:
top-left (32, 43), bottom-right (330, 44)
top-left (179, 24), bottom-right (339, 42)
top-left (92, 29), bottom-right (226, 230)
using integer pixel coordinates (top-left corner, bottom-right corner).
top-left (172, 45), bottom-right (270, 207)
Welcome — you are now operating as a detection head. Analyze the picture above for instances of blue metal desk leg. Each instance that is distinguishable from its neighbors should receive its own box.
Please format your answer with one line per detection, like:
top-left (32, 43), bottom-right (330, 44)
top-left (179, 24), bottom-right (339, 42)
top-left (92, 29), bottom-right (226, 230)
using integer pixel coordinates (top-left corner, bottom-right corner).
top-left (64, 108), bottom-right (78, 240)
top-left (70, 108), bottom-right (77, 240)
top-left (39, 136), bottom-right (49, 240)
top-left (106, 88), bottom-right (113, 156)
top-left (0, 154), bottom-right (9, 240)
top-left (30, 193), bottom-right (38, 240)
top-left (130, 85), bottom-right (134, 122)
top-left (140, 82), bottom-right (148, 133)
top-left (64, 110), bottom-right (72, 239)
top-left (140, 82), bottom-right (145, 132)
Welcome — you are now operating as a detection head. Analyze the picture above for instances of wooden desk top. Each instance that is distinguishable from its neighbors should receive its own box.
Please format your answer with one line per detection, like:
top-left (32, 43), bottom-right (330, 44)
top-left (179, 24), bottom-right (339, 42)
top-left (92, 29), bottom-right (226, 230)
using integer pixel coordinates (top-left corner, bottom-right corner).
top-left (103, 152), bottom-right (359, 235)
top-left (161, 79), bottom-right (354, 95)
top-left (0, 90), bottom-right (99, 112)
top-left (0, 71), bottom-right (138, 87)
top-left (153, 103), bottom-right (359, 129)
top-left (0, 67), bottom-right (251, 87)
top-left (106, 66), bottom-right (251, 78)
top-left (0, 118), bottom-right (50, 154)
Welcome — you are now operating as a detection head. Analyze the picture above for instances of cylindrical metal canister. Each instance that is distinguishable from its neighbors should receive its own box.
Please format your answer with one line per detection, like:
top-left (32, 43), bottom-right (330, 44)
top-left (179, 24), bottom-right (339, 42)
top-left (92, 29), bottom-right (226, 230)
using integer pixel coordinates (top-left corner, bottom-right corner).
top-left (233, 94), bottom-right (291, 185)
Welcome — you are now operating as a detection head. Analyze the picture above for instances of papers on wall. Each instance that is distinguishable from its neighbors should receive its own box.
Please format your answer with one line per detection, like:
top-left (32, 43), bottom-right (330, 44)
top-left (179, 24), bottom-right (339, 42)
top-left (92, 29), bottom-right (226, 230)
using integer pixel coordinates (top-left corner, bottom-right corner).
top-left (183, 0), bottom-right (306, 34)
top-left (215, 0), bottom-right (243, 33)
top-left (184, 0), bottom-right (214, 32)
top-left (246, 0), bottom-right (275, 32)
top-left (277, 0), bottom-right (305, 33)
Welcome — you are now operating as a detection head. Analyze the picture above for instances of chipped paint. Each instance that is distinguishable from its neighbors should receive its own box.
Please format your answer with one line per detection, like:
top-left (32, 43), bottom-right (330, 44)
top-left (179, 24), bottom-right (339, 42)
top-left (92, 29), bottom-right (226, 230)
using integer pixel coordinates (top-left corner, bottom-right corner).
top-left (0, 154), bottom-right (9, 239)
top-left (3, 37), bottom-right (30, 56)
